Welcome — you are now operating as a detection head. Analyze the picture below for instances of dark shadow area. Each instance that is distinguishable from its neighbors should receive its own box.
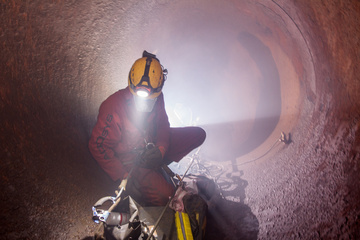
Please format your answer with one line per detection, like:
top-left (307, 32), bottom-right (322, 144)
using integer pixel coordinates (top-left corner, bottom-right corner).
top-left (202, 172), bottom-right (259, 240)
top-left (206, 201), bottom-right (259, 240)
top-left (180, 158), bottom-right (259, 240)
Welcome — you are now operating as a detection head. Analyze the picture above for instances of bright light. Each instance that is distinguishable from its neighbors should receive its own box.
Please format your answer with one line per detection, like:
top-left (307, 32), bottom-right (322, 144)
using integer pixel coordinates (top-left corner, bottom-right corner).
top-left (136, 90), bottom-right (149, 98)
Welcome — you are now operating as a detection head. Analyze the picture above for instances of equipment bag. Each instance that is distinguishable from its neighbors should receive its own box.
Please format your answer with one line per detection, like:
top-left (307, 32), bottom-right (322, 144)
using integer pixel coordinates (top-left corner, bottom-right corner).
top-left (175, 211), bottom-right (194, 240)
top-left (94, 196), bottom-right (155, 240)
top-left (102, 196), bottom-right (141, 240)
top-left (170, 174), bottom-right (210, 240)
top-left (183, 193), bottom-right (208, 240)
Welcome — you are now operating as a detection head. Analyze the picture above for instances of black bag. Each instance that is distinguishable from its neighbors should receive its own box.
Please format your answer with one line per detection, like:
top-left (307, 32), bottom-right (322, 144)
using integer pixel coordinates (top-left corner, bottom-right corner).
top-left (183, 194), bottom-right (208, 240)
top-left (180, 175), bottom-right (216, 240)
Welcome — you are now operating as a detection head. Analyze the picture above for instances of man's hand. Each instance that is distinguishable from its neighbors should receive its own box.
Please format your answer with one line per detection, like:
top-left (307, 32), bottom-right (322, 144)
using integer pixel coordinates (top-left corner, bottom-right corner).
top-left (139, 147), bottom-right (163, 169)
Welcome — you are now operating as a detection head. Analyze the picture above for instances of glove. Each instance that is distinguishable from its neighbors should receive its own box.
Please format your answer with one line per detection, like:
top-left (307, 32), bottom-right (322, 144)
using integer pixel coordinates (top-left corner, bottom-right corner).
top-left (139, 146), bottom-right (163, 169)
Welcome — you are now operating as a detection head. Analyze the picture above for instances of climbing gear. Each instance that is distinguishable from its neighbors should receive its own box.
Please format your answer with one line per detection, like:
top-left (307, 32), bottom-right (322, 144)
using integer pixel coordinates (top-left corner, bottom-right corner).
top-left (182, 147), bottom-right (201, 181)
top-left (169, 174), bottom-right (209, 240)
top-left (92, 196), bottom-right (130, 226)
top-left (175, 211), bottom-right (194, 240)
top-left (92, 147), bottom-right (208, 240)
top-left (128, 51), bottom-right (167, 100)
top-left (92, 164), bottom-right (158, 240)
top-left (94, 196), bottom-right (153, 240)
top-left (145, 148), bottom-right (202, 240)
top-left (136, 141), bottom-right (164, 169)
top-left (236, 131), bottom-right (291, 166)
top-left (93, 165), bottom-right (136, 239)
top-left (162, 164), bottom-right (182, 183)
top-left (139, 146), bottom-right (163, 169)
top-left (182, 191), bottom-right (208, 240)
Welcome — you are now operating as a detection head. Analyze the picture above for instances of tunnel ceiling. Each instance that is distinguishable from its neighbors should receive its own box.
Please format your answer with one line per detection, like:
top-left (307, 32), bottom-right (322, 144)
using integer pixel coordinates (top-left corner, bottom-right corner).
top-left (1, 0), bottom-right (360, 239)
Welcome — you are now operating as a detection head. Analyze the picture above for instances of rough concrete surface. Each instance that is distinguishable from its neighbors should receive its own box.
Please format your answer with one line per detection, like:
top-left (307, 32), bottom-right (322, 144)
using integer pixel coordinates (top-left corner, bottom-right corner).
top-left (1, 0), bottom-right (360, 239)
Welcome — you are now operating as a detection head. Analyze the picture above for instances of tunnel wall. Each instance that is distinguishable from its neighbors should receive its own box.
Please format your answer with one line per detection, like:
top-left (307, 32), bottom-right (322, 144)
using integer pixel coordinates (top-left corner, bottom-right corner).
top-left (240, 0), bottom-right (360, 238)
top-left (0, 0), bottom-right (359, 239)
top-left (0, 2), bottom-right (118, 238)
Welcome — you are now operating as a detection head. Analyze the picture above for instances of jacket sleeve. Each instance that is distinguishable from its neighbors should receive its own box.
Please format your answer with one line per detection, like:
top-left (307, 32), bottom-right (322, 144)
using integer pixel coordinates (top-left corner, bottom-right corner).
top-left (88, 101), bottom-right (127, 181)
top-left (155, 94), bottom-right (171, 154)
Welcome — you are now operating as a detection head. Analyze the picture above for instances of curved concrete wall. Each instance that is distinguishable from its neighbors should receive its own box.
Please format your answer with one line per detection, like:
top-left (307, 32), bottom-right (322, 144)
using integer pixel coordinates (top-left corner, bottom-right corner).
top-left (1, 0), bottom-right (359, 239)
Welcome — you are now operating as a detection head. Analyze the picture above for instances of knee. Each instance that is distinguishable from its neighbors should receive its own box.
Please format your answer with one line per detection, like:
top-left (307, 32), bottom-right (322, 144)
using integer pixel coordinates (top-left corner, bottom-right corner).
top-left (153, 185), bottom-right (175, 206)
top-left (195, 127), bottom-right (206, 145)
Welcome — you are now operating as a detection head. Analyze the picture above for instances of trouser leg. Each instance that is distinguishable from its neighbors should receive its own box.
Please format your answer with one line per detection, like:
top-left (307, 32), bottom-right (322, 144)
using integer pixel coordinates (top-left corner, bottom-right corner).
top-left (132, 167), bottom-right (174, 206)
top-left (130, 126), bottom-right (206, 206)
top-left (164, 126), bottom-right (206, 164)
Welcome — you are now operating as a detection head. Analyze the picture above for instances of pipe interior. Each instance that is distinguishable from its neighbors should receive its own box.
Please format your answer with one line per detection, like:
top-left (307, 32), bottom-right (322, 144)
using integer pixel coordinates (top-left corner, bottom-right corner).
top-left (1, 0), bottom-right (359, 239)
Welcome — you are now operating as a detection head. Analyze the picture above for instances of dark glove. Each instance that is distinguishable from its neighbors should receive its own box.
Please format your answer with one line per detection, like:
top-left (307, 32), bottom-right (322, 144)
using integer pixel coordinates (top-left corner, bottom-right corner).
top-left (139, 147), bottom-right (163, 169)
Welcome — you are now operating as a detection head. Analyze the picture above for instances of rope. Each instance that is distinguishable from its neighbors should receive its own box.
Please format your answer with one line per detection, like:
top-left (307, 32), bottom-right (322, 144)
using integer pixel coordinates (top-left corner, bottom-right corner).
top-left (236, 132), bottom-right (291, 166)
top-left (236, 139), bottom-right (281, 166)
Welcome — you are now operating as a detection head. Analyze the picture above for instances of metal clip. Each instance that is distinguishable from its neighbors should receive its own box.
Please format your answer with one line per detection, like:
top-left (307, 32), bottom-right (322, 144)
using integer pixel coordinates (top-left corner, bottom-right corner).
top-left (145, 141), bottom-right (155, 150)
top-left (92, 196), bottom-right (116, 224)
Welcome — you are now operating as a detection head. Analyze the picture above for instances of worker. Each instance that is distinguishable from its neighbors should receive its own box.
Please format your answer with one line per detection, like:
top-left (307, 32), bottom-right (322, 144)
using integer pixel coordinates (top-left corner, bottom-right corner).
top-left (88, 51), bottom-right (206, 206)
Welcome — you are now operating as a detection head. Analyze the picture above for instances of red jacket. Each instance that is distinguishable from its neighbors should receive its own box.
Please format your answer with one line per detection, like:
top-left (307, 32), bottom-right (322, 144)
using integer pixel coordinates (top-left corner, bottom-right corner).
top-left (89, 87), bottom-right (170, 181)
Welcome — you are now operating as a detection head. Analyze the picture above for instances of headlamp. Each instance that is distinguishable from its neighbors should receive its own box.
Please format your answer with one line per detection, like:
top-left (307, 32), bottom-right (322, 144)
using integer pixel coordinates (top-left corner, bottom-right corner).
top-left (136, 88), bottom-right (150, 98)
top-left (131, 72), bottom-right (162, 99)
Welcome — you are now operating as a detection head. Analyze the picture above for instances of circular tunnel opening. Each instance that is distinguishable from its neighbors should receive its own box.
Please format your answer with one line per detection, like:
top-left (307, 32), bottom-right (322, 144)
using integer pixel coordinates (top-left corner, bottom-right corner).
top-left (100, 0), bottom-right (305, 164)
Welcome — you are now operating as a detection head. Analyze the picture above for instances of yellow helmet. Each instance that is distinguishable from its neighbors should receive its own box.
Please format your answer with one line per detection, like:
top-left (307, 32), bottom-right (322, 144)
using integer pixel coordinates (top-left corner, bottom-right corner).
top-left (128, 51), bottom-right (167, 99)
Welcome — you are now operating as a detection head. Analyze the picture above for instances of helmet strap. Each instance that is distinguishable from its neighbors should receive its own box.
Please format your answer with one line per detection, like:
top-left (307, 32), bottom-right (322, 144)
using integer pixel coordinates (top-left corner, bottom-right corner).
top-left (138, 57), bottom-right (152, 87)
